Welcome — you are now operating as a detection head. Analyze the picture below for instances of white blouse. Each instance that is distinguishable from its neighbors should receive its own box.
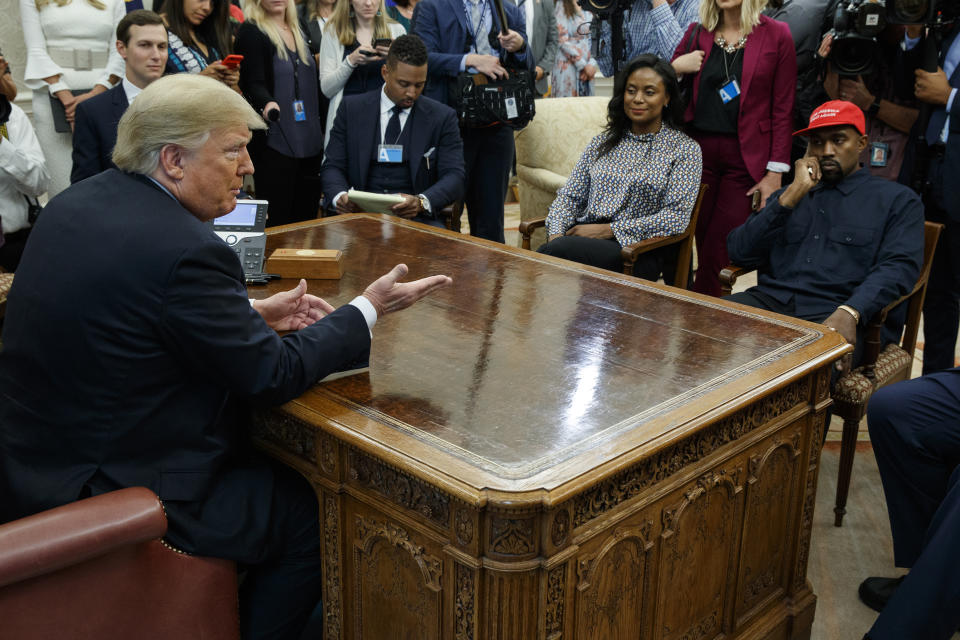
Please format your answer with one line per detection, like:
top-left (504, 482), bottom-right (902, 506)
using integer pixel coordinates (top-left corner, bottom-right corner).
top-left (20, 0), bottom-right (126, 91)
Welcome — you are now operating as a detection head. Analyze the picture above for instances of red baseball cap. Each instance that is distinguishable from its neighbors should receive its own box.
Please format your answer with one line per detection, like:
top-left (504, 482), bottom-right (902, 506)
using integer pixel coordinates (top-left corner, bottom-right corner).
top-left (793, 100), bottom-right (866, 137)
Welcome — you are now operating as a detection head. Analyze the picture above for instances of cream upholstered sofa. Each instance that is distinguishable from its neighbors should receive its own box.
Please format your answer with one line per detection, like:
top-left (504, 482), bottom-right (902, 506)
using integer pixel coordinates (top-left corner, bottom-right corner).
top-left (513, 96), bottom-right (609, 249)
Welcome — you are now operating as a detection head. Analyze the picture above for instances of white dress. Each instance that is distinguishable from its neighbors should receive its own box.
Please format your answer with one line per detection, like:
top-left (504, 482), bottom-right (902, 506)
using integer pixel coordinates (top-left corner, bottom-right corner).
top-left (318, 21), bottom-right (405, 147)
top-left (20, 0), bottom-right (126, 197)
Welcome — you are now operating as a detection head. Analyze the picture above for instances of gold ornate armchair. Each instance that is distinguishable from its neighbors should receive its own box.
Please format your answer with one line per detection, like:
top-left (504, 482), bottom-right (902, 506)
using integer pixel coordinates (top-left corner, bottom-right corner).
top-left (513, 96), bottom-right (609, 249)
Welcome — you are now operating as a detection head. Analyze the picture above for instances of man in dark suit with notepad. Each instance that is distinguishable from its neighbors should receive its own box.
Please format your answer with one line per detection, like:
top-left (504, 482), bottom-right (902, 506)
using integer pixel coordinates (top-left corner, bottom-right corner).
top-left (321, 35), bottom-right (464, 227)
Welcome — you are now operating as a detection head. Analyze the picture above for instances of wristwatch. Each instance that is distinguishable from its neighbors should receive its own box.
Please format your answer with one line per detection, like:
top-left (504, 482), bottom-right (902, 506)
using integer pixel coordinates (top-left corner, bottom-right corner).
top-left (867, 99), bottom-right (881, 118)
top-left (417, 194), bottom-right (428, 212)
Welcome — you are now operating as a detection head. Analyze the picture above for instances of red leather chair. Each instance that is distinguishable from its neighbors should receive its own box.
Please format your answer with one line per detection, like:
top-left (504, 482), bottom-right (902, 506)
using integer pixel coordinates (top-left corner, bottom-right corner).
top-left (0, 487), bottom-right (240, 640)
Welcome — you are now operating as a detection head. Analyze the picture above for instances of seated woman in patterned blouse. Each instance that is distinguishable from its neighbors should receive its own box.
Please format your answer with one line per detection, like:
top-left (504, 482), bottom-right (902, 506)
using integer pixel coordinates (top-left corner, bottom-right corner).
top-left (540, 54), bottom-right (702, 285)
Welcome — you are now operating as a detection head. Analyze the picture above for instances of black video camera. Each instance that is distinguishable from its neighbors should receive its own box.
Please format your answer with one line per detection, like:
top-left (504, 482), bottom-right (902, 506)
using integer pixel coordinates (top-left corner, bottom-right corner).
top-left (828, 0), bottom-right (957, 76)
top-left (829, 0), bottom-right (887, 75)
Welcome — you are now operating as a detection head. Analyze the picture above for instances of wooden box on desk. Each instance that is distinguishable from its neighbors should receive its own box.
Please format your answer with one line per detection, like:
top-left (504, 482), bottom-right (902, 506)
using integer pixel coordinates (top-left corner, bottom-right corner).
top-left (265, 248), bottom-right (343, 279)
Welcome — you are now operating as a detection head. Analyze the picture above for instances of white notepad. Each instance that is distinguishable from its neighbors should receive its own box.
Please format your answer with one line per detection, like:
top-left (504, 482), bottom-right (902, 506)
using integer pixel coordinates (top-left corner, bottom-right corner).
top-left (347, 189), bottom-right (405, 215)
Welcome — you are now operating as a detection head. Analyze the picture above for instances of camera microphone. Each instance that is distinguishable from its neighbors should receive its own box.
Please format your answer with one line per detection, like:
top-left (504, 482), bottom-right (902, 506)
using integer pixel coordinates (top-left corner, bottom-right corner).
top-left (266, 107), bottom-right (280, 122)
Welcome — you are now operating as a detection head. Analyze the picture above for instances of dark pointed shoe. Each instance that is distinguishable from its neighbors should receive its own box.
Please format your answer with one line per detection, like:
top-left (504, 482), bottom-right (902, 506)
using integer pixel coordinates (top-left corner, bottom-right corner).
top-left (858, 575), bottom-right (905, 613)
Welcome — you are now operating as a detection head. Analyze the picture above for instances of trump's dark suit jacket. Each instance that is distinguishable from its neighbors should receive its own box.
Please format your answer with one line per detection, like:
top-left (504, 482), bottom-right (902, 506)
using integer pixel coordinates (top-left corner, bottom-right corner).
top-left (321, 89), bottom-right (465, 211)
top-left (0, 170), bottom-right (371, 560)
top-left (71, 83), bottom-right (128, 183)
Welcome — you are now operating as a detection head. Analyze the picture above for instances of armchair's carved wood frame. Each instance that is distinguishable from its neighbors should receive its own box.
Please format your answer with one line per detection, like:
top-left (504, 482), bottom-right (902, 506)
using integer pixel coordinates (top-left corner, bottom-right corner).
top-left (720, 221), bottom-right (943, 526)
top-left (518, 184), bottom-right (708, 290)
top-left (0, 271), bottom-right (13, 323)
top-left (440, 201), bottom-right (464, 234)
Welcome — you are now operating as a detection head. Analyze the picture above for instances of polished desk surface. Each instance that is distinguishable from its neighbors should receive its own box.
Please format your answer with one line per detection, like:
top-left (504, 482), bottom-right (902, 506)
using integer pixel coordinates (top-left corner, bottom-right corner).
top-left (257, 215), bottom-right (847, 500)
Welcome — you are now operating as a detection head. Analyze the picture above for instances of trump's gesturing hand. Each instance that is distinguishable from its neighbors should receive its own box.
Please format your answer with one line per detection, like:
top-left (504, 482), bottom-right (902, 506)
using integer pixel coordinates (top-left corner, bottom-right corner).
top-left (362, 264), bottom-right (452, 317)
top-left (253, 279), bottom-right (336, 331)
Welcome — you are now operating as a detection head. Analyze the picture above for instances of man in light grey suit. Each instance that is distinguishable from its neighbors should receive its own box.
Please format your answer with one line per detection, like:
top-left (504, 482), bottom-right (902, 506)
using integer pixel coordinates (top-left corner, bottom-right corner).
top-left (508, 0), bottom-right (558, 96)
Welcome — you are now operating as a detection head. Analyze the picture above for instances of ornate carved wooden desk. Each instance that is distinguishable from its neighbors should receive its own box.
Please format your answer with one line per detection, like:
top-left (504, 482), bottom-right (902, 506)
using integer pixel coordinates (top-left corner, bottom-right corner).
top-left (251, 215), bottom-right (849, 640)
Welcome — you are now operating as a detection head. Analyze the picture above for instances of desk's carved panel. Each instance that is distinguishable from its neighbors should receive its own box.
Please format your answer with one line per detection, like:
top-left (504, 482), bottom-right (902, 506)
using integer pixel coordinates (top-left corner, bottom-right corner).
top-left (353, 514), bottom-right (442, 640)
top-left (546, 564), bottom-right (566, 639)
top-left (571, 380), bottom-right (807, 529)
top-left (319, 433), bottom-right (338, 476)
top-left (575, 524), bottom-right (652, 639)
top-left (489, 515), bottom-right (537, 557)
top-left (737, 435), bottom-right (801, 620)
top-left (816, 369), bottom-right (831, 402)
top-left (551, 509), bottom-right (570, 548)
top-left (455, 508), bottom-right (474, 546)
top-left (659, 471), bottom-right (741, 640)
top-left (323, 495), bottom-right (343, 640)
top-left (482, 571), bottom-right (539, 639)
top-left (455, 563), bottom-right (476, 640)
top-left (794, 410), bottom-right (827, 592)
top-left (252, 412), bottom-right (316, 464)
top-left (348, 449), bottom-right (451, 528)
top-left (354, 515), bottom-right (443, 590)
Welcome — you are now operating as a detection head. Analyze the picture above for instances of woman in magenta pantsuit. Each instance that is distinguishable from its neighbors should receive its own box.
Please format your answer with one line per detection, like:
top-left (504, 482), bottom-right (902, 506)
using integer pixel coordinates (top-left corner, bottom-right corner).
top-left (672, 0), bottom-right (795, 296)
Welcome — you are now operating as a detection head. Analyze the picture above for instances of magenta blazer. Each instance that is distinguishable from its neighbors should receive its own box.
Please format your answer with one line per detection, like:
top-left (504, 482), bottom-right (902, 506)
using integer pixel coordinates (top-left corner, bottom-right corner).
top-left (672, 15), bottom-right (797, 183)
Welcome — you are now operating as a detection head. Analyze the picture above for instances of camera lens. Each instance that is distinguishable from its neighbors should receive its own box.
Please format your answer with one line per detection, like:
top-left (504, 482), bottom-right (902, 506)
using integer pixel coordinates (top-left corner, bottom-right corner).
top-left (888, 0), bottom-right (929, 23)
top-left (831, 35), bottom-right (878, 75)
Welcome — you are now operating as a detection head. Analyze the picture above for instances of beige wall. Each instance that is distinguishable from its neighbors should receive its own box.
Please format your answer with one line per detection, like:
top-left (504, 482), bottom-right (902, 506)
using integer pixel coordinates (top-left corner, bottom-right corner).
top-left (1, 0), bottom-right (31, 113)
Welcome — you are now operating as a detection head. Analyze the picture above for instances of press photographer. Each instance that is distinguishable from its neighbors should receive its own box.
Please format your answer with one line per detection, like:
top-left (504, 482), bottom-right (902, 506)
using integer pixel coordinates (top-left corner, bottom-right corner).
top-left (0, 48), bottom-right (16, 101)
top-left (818, 23), bottom-right (920, 182)
top-left (0, 91), bottom-right (50, 272)
top-left (413, 0), bottom-right (534, 243)
top-left (855, 7), bottom-right (960, 639)
top-left (896, 2), bottom-right (960, 376)
top-left (585, 0), bottom-right (699, 77)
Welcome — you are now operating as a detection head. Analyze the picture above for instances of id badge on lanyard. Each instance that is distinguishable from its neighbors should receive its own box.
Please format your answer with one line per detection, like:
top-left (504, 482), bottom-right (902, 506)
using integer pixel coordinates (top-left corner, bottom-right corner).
top-left (870, 141), bottom-right (889, 167)
top-left (718, 47), bottom-right (742, 104)
top-left (378, 144), bottom-right (403, 163)
top-left (291, 55), bottom-right (307, 122)
top-left (293, 100), bottom-right (306, 121)
top-left (719, 78), bottom-right (740, 104)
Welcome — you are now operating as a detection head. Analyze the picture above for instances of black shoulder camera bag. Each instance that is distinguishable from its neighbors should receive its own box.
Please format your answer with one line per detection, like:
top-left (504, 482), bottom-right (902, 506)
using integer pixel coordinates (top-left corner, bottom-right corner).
top-left (449, 0), bottom-right (536, 129)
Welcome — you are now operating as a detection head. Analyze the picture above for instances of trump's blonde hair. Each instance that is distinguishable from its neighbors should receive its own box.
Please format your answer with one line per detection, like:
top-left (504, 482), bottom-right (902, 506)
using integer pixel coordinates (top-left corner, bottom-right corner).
top-left (113, 74), bottom-right (265, 175)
